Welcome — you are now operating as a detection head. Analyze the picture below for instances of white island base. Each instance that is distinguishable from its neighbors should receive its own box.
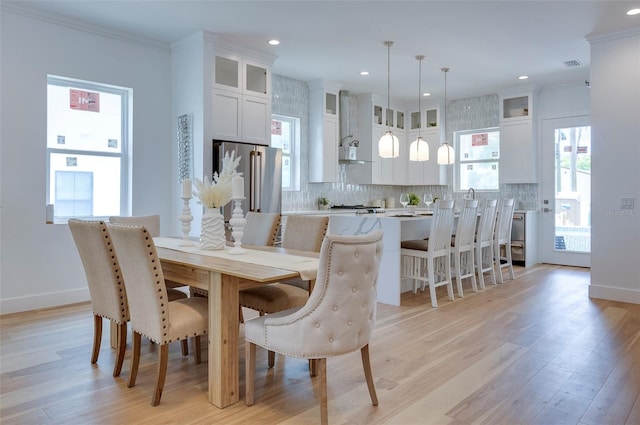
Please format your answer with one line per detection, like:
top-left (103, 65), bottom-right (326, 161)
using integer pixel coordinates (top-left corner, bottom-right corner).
top-left (329, 213), bottom-right (433, 306)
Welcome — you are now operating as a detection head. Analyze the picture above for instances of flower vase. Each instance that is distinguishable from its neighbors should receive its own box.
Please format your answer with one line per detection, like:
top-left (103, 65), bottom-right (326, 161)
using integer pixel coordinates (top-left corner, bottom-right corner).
top-left (200, 207), bottom-right (226, 250)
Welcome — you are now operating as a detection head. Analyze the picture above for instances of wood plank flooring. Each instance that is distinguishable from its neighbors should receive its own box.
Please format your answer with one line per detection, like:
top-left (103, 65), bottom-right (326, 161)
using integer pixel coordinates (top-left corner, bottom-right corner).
top-left (2, 264), bottom-right (639, 424)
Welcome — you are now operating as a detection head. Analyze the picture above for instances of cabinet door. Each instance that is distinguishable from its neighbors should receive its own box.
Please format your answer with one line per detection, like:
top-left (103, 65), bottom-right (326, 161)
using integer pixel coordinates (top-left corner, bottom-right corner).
top-left (242, 95), bottom-right (270, 145)
top-left (500, 120), bottom-right (535, 183)
top-left (214, 55), bottom-right (241, 93)
top-left (244, 59), bottom-right (269, 97)
top-left (391, 131), bottom-right (406, 184)
top-left (213, 89), bottom-right (241, 141)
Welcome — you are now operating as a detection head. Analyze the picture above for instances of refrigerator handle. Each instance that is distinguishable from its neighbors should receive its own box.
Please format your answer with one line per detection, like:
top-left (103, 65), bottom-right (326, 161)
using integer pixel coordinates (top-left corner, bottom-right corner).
top-left (255, 151), bottom-right (262, 212)
top-left (249, 150), bottom-right (263, 212)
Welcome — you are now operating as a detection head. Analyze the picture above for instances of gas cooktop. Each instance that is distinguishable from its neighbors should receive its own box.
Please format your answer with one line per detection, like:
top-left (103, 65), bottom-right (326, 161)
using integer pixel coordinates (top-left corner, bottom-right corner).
top-left (330, 205), bottom-right (369, 209)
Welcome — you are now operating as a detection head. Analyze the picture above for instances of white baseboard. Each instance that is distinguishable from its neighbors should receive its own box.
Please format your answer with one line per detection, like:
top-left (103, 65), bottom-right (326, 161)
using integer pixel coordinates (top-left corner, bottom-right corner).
top-left (0, 288), bottom-right (90, 315)
top-left (589, 284), bottom-right (640, 305)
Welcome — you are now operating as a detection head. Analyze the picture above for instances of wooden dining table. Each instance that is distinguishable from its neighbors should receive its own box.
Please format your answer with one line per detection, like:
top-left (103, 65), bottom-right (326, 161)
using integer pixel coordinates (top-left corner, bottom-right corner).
top-left (153, 237), bottom-right (319, 408)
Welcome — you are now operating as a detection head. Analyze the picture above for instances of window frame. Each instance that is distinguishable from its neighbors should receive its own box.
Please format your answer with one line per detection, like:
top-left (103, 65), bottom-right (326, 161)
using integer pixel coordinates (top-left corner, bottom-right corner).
top-left (46, 75), bottom-right (131, 221)
top-left (454, 126), bottom-right (500, 193)
top-left (271, 113), bottom-right (301, 191)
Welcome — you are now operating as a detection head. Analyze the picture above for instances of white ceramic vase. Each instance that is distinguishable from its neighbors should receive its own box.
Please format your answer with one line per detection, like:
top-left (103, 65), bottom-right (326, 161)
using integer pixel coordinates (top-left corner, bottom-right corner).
top-left (200, 207), bottom-right (226, 250)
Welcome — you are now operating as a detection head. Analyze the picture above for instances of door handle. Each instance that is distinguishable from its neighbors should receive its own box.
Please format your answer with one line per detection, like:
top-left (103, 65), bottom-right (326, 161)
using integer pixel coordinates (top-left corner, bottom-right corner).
top-left (543, 207), bottom-right (553, 213)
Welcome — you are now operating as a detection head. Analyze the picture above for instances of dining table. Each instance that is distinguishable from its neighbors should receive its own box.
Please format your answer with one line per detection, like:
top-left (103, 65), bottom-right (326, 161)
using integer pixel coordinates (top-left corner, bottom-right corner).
top-left (151, 237), bottom-right (319, 408)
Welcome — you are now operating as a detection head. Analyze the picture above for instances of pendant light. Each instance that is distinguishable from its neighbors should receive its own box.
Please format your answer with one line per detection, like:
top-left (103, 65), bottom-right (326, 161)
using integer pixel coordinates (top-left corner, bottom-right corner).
top-left (437, 67), bottom-right (455, 165)
top-left (410, 55), bottom-right (429, 161)
top-left (378, 41), bottom-right (399, 158)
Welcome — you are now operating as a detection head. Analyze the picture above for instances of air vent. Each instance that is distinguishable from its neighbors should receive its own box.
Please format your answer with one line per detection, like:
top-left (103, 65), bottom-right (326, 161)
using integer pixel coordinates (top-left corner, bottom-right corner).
top-left (564, 60), bottom-right (581, 67)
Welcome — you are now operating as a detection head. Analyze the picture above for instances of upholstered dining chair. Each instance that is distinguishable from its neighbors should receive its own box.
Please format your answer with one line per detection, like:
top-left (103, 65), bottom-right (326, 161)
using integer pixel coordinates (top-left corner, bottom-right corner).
top-left (451, 198), bottom-right (479, 297)
top-left (494, 198), bottom-right (516, 283)
top-left (108, 223), bottom-right (208, 406)
top-left (400, 200), bottom-right (456, 308)
top-left (239, 214), bottom-right (328, 367)
top-left (475, 199), bottom-right (499, 288)
top-left (109, 214), bottom-right (160, 237)
top-left (245, 231), bottom-right (384, 425)
top-left (241, 211), bottom-right (281, 246)
top-left (69, 219), bottom-right (189, 377)
top-left (68, 219), bottom-right (130, 377)
top-left (109, 214), bottom-right (190, 354)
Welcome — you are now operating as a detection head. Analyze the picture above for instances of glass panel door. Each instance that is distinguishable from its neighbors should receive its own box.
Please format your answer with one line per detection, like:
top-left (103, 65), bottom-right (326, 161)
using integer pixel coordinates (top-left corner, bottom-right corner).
top-left (541, 116), bottom-right (591, 267)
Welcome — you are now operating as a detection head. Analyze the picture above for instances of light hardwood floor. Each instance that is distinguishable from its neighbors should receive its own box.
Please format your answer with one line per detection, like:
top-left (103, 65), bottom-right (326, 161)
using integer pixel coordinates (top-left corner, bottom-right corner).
top-left (1, 264), bottom-right (639, 424)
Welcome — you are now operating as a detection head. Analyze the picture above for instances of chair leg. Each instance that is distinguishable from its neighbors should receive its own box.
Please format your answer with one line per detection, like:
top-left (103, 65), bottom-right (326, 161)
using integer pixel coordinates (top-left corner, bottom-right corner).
top-left (318, 357), bottom-right (328, 425)
top-left (427, 257), bottom-right (438, 308)
top-left (113, 322), bottom-right (127, 377)
top-left (506, 242), bottom-right (515, 280)
top-left (245, 342), bottom-right (256, 406)
top-left (310, 359), bottom-right (318, 377)
top-left (476, 246), bottom-right (484, 290)
top-left (152, 344), bottom-right (169, 406)
top-left (128, 332), bottom-right (142, 388)
top-left (181, 339), bottom-right (189, 356)
top-left (194, 335), bottom-right (202, 364)
top-left (268, 350), bottom-right (275, 368)
top-left (91, 314), bottom-right (102, 364)
top-left (494, 243), bottom-right (504, 284)
top-left (360, 344), bottom-right (378, 406)
top-left (469, 249), bottom-right (478, 293)
top-left (445, 253), bottom-right (454, 302)
top-left (454, 252), bottom-right (464, 298)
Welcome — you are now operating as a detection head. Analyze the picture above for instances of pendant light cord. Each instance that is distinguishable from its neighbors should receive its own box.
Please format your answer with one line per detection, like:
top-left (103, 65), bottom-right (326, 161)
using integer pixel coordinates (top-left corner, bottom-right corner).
top-left (385, 41), bottom-right (393, 132)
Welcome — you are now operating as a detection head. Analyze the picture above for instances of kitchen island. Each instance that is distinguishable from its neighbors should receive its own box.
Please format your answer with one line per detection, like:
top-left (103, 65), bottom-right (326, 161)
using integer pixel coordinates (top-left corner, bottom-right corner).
top-left (329, 211), bottom-right (434, 306)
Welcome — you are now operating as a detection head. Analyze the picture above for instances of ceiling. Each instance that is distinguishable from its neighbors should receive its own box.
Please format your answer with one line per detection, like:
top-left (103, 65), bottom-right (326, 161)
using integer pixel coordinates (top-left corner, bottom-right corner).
top-left (8, 1), bottom-right (640, 104)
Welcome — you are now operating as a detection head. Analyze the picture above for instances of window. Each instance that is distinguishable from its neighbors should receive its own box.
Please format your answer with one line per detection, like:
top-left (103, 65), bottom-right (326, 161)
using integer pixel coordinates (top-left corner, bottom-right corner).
top-left (271, 114), bottom-right (300, 191)
top-left (47, 76), bottom-right (131, 221)
top-left (455, 127), bottom-right (500, 192)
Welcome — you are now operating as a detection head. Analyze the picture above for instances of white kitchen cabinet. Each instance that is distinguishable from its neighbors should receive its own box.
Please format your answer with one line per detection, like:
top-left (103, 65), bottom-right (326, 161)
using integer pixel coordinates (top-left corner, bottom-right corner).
top-left (212, 51), bottom-right (272, 145)
top-left (353, 93), bottom-right (405, 185)
top-left (405, 106), bottom-right (445, 185)
top-left (499, 89), bottom-right (538, 183)
top-left (309, 80), bottom-right (341, 182)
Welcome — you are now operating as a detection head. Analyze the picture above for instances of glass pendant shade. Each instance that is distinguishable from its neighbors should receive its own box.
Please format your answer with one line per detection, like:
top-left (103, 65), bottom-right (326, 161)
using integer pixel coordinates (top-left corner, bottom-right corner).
top-left (410, 54), bottom-right (428, 162)
top-left (379, 41), bottom-right (399, 158)
top-left (439, 67), bottom-right (455, 165)
top-left (379, 131), bottom-right (399, 158)
top-left (410, 136), bottom-right (429, 161)
top-left (437, 142), bottom-right (455, 165)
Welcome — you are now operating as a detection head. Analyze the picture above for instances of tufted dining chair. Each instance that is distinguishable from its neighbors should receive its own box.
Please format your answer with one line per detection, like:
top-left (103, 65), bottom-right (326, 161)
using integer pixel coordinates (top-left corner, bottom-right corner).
top-left (239, 214), bottom-right (328, 367)
top-left (400, 200), bottom-right (456, 308)
top-left (494, 198), bottom-right (516, 283)
top-left (475, 199), bottom-right (499, 288)
top-left (451, 198), bottom-right (479, 297)
top-left (244, 231), bottom-right (384, 425)
top-left (108, 223), bottom-right (208, 406)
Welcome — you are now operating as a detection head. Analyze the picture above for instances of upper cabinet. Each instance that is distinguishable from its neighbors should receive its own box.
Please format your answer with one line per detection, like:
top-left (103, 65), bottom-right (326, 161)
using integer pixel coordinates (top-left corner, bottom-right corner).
top-left (499, 88), bottom-right (538, 183)
top-left (308, 79), bottom-right (341, 183)
top-left (212, 49), bottom-right (274, 145)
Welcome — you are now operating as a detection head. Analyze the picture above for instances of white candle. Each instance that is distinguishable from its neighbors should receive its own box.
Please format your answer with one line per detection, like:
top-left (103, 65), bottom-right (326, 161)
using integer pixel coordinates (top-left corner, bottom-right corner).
top-left (181, 179), bottom-right (192, 198)
top-left (232, 175), bottom-right (244, 198)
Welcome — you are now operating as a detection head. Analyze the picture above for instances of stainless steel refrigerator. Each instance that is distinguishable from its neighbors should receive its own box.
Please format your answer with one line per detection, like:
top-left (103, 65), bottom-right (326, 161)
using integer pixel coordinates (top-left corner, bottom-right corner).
top-left (213, 140), bottom-right (282, 236)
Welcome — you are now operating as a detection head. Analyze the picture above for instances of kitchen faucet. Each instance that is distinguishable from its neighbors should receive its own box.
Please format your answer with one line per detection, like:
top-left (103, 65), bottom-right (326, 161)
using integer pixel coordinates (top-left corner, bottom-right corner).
top-left (467, 188), bottom-right (475, 199)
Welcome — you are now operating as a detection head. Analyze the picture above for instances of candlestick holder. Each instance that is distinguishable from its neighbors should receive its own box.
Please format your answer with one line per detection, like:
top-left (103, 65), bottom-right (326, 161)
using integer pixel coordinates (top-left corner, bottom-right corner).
top-left (179, 196), bottom-right (194, 246)
top-left (229, 197), bottom-right (246, 254)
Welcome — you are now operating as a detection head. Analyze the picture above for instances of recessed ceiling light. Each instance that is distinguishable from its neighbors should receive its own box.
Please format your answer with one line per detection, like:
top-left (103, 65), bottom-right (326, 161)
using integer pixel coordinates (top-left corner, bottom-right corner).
top-left (518, 75), bottom-right (529, 80)
top-left (360, 71), bottom-right (369, 76)
top-left (422, 92), bottom-right (431, 97)
top-left (627, 8), bottom-right (640, 15)
top-left (268, 39), bottom-right (280, 46)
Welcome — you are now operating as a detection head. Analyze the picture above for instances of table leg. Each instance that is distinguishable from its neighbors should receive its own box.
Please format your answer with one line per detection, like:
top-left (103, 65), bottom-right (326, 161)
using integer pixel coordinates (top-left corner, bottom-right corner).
top-left (208, 271), bottom-right (240, 408)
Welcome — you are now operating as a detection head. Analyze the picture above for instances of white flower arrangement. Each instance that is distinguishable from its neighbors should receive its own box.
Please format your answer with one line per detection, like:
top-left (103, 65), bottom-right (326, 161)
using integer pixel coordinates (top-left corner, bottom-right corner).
top-left (193, 150), bottom-right (241, 208)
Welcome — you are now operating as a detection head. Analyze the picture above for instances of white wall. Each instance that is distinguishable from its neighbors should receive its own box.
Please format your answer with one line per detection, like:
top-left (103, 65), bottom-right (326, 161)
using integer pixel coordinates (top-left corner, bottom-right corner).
top-left (0, 9), bottom-right (173, 313)
top-left (588, 28), bottom-right (640, 304)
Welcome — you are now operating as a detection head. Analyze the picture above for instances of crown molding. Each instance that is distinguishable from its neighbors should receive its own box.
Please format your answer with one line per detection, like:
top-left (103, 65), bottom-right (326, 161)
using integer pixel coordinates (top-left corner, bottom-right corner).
top-left (1, 2), bottom-right (170, 52)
